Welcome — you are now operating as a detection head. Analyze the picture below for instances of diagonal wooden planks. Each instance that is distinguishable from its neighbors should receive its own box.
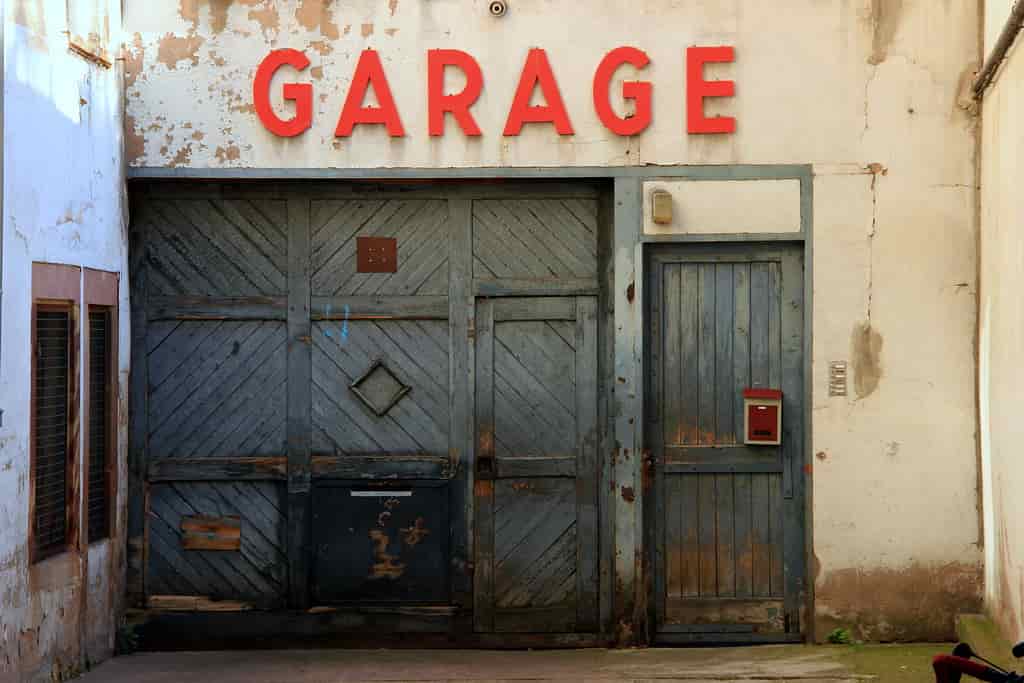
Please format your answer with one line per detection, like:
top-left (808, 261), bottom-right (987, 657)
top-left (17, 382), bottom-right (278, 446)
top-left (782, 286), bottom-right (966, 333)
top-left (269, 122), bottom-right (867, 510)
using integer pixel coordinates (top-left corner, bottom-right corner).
top-left (473, 199), bottom-right (598, 280)
top-left (311, 320), bottom-right (449, 456)
top-left (310, 199), bottom-right (450, 296)
top-left (140, 198), bottom-right (288, 297)
top-left (148, 481), bottom-right (287, 605)
top-left (148, 321), bottom-right (287, 459)
top-left (494, 479), bottom-right (577, 610)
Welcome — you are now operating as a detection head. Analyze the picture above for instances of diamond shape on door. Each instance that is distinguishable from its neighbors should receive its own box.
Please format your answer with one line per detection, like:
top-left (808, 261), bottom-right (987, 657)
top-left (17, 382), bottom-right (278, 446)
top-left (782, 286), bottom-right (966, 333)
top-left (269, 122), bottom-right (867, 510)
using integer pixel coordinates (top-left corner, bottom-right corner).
top-left (350, 360), bottom-right (411, 417)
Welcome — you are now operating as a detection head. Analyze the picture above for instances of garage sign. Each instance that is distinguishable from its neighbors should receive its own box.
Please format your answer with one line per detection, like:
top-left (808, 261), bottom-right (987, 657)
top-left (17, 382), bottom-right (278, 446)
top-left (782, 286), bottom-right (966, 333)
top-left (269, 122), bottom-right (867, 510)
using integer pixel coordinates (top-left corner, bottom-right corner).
top-left (253, 46), bottom-right (737, 139)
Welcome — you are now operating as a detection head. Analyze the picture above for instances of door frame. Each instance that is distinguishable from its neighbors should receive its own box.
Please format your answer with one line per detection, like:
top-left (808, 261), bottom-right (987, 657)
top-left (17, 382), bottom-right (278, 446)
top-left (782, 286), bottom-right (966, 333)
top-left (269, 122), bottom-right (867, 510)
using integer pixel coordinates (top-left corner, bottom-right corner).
top-left (642, 241), bottom-right (809, 645)
top-left (126, 166), bottom-right (813, 647)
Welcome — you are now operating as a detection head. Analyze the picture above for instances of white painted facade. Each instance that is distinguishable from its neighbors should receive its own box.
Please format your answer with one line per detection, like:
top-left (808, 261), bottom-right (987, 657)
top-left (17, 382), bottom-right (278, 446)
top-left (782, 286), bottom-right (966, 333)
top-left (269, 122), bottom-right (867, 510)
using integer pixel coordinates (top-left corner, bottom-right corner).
top-left (979, 4), bottom-right (1024, 646)
top-left (1, 0), bottom-right (129, 680)
top-left (122, 0), bottom-right (984, 642)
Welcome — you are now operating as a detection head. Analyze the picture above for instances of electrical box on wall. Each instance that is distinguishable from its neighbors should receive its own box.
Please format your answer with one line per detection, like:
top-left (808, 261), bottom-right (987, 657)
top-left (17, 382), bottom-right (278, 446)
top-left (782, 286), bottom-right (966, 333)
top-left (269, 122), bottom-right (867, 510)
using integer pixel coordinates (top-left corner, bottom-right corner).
top-left (743, 388), bottom-right (782, 445)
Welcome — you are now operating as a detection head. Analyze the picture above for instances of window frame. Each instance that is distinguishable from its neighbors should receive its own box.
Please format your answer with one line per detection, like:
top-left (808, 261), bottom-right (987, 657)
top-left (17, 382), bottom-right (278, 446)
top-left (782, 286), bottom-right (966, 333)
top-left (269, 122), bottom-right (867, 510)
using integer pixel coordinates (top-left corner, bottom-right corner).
top-left (85, 304), bottom-right (115, 544)
top-left (30, 263), bottom-right (82, 566)
top-left (84, 268), bottom-right (119, 546)
top-left (30, 301), bottom-right (80, 564)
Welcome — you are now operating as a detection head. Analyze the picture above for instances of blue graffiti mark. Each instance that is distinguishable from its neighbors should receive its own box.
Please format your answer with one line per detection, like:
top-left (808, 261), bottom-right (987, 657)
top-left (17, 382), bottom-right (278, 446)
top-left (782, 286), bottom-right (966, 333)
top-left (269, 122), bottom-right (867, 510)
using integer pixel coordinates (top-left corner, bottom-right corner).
top-left (340, 304), bottom-right (351, 343)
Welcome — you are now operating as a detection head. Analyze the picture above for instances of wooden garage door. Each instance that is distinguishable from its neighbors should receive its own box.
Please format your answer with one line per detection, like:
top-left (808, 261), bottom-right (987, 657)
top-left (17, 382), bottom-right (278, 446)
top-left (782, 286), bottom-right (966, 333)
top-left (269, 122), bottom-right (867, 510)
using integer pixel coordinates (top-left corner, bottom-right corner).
top-left (129, 183), bottom-right (606, 635)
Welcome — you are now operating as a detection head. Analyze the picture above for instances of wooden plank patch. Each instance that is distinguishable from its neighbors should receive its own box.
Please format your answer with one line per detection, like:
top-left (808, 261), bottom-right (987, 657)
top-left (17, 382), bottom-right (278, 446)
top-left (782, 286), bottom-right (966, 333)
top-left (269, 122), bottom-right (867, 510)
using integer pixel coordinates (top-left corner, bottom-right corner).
top-left (148, 595), bottom-right (253, 612)
top-left (180, 515), bottom-right (242, 551)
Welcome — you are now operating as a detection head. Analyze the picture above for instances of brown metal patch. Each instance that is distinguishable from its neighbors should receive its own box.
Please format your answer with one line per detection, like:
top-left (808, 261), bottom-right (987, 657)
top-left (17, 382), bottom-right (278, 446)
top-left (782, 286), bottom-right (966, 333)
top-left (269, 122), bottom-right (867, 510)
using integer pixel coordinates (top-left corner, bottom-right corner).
top-left (357, 236), bottom-right (398, 273)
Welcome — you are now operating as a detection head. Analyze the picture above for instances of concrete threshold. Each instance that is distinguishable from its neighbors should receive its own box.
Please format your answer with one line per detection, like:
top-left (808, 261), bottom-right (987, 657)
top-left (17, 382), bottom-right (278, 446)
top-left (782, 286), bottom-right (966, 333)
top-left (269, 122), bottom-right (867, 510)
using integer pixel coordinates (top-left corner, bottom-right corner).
top-left (77, 647), bottom-right (880, 683)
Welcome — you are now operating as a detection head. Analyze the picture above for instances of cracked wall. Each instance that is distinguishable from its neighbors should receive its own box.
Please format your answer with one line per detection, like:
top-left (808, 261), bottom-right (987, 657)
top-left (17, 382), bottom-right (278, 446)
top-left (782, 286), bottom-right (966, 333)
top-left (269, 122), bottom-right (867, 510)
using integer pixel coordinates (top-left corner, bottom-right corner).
top-left (124, 0), bottom-right (982, 641)
top-left (979, 14), bottom-right (1024, 645)
top-left (2, 0), bottom-right (129, 680)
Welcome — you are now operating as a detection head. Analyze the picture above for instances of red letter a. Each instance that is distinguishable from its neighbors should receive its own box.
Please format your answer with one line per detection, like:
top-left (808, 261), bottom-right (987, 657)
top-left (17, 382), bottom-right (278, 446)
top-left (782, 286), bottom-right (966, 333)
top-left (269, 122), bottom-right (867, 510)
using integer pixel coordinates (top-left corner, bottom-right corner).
top-left (336, 49), bottom-right (405, 137)
top-left (503, 48), bottom-right (574, 136)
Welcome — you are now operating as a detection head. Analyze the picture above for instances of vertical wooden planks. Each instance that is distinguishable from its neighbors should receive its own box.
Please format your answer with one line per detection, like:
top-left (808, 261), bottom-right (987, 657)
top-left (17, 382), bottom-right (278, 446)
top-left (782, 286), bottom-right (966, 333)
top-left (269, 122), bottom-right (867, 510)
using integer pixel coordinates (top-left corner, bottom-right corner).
top-left (733, 264), bottom-right (751, 444)
top-left (750, 263), bottom-right (770, 389)
top-left (665, 475), bottom-right (683, 603)
top-left (697, 474), bottom-right (717, 597)
top-left (679, 265), bottom-right (700, 444)
top-left (697, 266), bottom-right (716, 445)
top-left (662, 265), bottom-right (682, 445)
top-left (714, 475), bottom-right (735, 597)
top-left (751, 473), bottom-right (772, 598)
top-left (127, 197), bottom-right (149, 606)
top-left (473, 299), bottom-right (495, 633)
top-left (286, 197), bottom-right (312, 610)
top-left (449, 199), bottom-right (474, 609)
top-left (733, 474), bottom-right (753, 598)
top-left (769, 473), bottom-right (784, 597)
top-left (768, 262), bottom-right (782, 391)
top-left (575, 297), bottom-right (600, 630)
top-left (679, 474), bottom-right (700, 597)
top-left (714, 264), bottom-right (735, 444)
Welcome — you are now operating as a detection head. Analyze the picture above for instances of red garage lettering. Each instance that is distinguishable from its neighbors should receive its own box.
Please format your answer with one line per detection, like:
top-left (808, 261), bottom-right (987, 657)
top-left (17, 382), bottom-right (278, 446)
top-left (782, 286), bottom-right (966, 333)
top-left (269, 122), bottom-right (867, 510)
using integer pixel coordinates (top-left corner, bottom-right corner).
top-left (253, 46), bottom-right (736, 138)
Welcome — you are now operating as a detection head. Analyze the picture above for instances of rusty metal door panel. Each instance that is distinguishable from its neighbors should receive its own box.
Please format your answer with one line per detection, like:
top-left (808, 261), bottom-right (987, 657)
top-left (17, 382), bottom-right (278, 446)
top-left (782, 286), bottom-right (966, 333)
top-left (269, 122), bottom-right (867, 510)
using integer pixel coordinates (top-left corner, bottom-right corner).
top-left (474, 297), bottom-right (600, 633)
top-left (311, 483), bottom-right (449, 603)
top-left (646, 244), bottom-right (805, 642)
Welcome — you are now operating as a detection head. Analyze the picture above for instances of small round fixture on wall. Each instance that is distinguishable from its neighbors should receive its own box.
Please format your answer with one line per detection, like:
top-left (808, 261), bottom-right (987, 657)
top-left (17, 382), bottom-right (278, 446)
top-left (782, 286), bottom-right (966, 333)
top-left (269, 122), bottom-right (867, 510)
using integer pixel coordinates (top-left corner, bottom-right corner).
top-left (489, 1), bottom-right (507, 17)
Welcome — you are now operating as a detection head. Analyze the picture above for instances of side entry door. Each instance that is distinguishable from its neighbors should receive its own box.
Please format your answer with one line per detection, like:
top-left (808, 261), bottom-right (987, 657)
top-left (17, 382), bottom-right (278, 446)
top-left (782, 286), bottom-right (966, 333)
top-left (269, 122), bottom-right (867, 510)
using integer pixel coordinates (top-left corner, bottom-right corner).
top-left (646, 243), bottom-right (805, 643)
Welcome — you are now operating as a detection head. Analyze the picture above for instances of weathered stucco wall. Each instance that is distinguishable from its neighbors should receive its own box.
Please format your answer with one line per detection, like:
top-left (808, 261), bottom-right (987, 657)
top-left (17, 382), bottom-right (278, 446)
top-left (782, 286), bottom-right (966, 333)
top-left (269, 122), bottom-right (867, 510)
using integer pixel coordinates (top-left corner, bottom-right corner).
top-left (1, 0), bottom-right (129, 680)
top-left (125, 0), bottom-right (983, 641)
top-left (979, 26), bottom-right (1024, 645)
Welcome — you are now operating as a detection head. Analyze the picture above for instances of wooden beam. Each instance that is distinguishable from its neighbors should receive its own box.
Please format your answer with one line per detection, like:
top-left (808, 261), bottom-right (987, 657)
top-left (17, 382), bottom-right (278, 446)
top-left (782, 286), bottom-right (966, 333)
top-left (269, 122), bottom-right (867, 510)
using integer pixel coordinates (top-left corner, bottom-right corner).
top-left (473, 277), bottom-right (598, 298)
top-left (612, 177), bottom-right (643, 643)
top-left (448, 198), bottom-right (474, 617)
top-left (311, 296), bottom-right (448, 320)
top-left (127, 197), bottom-right (149, 606)
top-left (148, 296), bottom-right (286, 321)
top-left (286, 198), bottom-right (312, 610)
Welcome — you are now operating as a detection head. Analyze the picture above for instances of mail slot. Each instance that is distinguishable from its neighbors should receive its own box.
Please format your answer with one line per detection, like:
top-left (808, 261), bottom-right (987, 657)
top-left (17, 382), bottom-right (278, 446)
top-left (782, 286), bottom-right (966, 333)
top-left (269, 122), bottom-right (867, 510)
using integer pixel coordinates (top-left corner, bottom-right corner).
top-left (743, 388), bottom-right (782, 445)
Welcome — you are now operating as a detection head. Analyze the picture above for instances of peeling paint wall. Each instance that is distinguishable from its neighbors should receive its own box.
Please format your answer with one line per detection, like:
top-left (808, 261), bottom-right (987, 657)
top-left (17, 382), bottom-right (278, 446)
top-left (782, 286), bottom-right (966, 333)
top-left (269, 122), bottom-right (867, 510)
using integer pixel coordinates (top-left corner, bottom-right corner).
top-left (125, 0), bottom-right (982, 641)
top-left (978, 19), bottom-right (1024, 645)
top-left (1, 0), bottom-right (128, 680)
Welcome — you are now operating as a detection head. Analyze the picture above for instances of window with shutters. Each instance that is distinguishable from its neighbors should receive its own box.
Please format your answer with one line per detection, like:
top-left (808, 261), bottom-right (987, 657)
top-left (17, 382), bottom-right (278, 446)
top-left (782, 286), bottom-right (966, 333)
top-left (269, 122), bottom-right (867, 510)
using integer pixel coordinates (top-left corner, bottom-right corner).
top-left (88, 308), bottom-right (113, 543)
top-left (33, 306), bottom-right (75, 562)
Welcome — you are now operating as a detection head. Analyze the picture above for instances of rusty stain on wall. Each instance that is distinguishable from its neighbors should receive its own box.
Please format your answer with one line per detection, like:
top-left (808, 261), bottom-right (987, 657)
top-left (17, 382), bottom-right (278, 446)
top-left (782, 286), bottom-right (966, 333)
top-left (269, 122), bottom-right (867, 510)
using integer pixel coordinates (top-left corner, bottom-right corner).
top-left (815, 561), bottom-right (982, 641)
top-left (867, 0), bottom-right (903, 65)
top-left (851, 322), bottom-right (883, 399)
top-left (361, 23), bottom-right (374, 38)
top-left (295, 0), bottom-right (341, 39)
top-left (157, 32), bottom-right (205, 70)
top-left (215, 145), bottom-right (241, 162)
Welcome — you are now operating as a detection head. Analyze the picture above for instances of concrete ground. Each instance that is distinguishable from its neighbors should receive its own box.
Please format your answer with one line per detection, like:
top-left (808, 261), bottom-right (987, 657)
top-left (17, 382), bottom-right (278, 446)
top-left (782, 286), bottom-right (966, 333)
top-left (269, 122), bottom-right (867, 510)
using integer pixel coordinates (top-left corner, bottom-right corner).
top-left (77, 644), bottom-right (958, 682)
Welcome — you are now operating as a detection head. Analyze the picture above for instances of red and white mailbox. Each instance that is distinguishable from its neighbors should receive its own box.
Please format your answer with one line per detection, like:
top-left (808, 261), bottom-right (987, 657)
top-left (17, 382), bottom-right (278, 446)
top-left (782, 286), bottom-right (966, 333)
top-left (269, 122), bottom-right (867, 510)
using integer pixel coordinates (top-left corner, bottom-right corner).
top-left (743, 388), bottom-right (782, 445)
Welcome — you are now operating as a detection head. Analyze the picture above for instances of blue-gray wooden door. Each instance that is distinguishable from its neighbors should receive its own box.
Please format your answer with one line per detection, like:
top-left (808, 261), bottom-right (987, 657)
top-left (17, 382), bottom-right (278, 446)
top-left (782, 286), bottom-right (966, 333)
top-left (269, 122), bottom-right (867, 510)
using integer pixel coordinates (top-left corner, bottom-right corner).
top-left (645, 244), bottom-right (805, 643)
top-left (132, 183), bottom-right (606, 635)
top-left (471, 196), bottom-right (602, 634)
